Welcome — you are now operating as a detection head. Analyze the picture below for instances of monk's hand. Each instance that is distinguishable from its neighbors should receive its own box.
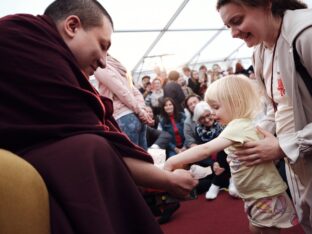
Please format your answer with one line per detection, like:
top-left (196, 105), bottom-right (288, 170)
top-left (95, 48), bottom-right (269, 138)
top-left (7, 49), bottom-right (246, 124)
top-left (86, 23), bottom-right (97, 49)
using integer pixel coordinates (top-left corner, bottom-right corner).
top-left (166, 169), bottom-right (198, 198)
top-left (234, 127), bottom-right (285, 166)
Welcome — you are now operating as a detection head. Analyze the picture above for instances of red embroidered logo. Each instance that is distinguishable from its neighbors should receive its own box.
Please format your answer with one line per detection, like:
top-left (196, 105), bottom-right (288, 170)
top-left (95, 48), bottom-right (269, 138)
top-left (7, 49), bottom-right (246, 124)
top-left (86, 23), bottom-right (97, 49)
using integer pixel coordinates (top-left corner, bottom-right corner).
top-left (277, 78), bottom-right (285, 96)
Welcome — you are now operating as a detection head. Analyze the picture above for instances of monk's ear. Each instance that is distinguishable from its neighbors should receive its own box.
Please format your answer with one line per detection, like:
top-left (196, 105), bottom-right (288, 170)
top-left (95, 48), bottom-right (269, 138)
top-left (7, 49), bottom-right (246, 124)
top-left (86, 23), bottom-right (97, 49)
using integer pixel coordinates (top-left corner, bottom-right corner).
top-left (63, 15), bottom-right (82, 38)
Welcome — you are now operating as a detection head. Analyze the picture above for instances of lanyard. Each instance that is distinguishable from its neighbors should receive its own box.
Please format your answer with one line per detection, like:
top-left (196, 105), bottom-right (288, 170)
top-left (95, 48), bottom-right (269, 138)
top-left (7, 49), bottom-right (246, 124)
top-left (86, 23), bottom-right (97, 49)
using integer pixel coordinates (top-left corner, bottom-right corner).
top-left (270, 17), bottom-right (284, 112)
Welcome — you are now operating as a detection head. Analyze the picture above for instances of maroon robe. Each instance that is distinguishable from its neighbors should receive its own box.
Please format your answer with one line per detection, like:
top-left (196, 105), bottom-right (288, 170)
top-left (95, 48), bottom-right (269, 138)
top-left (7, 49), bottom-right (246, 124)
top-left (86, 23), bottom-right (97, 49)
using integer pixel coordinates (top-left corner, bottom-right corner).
top-left (0, 14), bottom-right (162, 233)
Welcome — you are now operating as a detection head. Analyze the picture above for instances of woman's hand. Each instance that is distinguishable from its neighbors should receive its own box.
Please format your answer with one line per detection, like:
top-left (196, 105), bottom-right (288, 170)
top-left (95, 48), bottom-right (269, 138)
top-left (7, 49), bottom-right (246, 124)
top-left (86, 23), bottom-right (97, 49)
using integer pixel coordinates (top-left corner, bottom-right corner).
top-left (234, 127), bottom-right (285, 166)
top-left (138, 109), bottom-right (153, 125)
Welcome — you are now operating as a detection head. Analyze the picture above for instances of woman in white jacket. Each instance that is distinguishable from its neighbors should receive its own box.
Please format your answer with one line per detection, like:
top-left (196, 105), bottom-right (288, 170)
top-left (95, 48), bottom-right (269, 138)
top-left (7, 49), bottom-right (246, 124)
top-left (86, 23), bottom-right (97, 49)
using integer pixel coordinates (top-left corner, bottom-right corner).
top-left (217, 0), bottom-right (312, 233)
top-left (95, 55), bottom-right (152, 150)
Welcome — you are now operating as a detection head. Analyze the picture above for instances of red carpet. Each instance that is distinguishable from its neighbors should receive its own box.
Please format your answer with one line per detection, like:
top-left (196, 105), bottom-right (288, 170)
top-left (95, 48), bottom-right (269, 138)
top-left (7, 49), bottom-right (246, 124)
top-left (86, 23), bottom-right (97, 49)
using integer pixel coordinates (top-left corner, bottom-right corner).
top-left (161, 191), bottom-right (304, 234)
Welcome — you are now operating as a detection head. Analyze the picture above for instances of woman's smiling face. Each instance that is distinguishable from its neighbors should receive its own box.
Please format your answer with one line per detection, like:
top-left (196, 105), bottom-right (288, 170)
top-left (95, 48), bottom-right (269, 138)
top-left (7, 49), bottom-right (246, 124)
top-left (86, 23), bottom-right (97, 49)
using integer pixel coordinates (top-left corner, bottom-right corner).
top-left (198, 110), bottom-right (214, 127)
top-left (164, 100), bottom-right (174, 115)
top-left (219, 3), bottom-right (270, 47)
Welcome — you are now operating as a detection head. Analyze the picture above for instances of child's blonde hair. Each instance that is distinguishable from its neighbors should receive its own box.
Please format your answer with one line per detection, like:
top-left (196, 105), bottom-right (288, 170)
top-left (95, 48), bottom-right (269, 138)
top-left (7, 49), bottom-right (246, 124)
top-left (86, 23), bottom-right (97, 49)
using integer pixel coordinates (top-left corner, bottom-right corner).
top-left (204, 75), bottom-right (261, 120)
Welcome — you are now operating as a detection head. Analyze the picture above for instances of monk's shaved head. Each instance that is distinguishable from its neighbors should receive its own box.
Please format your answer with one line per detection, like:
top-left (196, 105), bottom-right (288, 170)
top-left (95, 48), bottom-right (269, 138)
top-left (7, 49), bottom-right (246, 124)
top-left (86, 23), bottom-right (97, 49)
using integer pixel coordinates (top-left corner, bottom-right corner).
top-left (44, 0), bottom-right (113, 29)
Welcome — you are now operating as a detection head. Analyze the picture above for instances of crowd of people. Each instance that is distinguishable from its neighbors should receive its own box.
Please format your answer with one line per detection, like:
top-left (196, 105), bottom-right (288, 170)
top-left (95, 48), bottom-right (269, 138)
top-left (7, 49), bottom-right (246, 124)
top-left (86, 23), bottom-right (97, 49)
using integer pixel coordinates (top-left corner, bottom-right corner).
top-left (129, 62), bottom-right (254, 199)
top-left (0, 0), bottom-right (311, 233)
top-left (92, 52), bottom-right (246, 223)
top-left (92, 52), bottom-right (262, 224)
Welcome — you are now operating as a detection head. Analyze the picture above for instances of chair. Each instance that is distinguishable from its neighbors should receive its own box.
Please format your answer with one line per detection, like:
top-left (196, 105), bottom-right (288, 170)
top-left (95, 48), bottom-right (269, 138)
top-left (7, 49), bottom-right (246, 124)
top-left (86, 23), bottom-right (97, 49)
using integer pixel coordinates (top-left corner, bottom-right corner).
top-left (0, 149), bottom-right (50, 234)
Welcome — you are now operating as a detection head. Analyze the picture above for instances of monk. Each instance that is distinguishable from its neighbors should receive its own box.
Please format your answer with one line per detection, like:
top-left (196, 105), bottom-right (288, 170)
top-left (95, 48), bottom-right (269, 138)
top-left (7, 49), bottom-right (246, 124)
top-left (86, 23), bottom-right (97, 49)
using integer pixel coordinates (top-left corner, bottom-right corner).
top-left (0, 0), bottom-right (197, 233)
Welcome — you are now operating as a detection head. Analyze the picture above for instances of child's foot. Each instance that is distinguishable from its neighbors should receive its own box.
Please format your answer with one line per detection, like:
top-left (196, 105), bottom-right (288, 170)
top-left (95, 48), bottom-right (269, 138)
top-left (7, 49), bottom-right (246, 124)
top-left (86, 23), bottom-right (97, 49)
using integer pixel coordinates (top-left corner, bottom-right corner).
top-left (205, 184), bottom-right (220, 200)
top-left (228, 178), bottom-right (239, 198)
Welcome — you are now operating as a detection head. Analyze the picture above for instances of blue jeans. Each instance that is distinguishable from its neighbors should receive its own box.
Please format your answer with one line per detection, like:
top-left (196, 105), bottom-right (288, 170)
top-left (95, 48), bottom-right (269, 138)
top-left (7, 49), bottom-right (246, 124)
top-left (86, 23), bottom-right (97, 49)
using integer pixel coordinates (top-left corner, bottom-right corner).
top-left (116, 113), bottom-right (147, 150)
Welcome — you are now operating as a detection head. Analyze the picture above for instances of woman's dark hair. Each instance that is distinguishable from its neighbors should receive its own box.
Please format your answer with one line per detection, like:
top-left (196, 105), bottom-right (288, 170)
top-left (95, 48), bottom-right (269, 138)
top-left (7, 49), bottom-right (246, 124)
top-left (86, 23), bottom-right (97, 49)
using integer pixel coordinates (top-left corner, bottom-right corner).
top-left (190, 70), bottom-right (198, 80)
top-left (216, 0), bottom-right (307, 17)
top-left (44, 0), bottom-right (114, 29)
top-left (160, 97), bottom-right (181, 123)
top-left (184, 94), bottom-right (202, 115)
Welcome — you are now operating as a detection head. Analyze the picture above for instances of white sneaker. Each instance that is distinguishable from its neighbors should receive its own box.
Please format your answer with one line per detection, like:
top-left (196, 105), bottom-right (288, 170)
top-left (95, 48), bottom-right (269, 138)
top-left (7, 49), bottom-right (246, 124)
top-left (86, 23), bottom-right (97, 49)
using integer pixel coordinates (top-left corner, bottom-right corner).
top-left (205, 184), bottom-right (220, 200)
top-left (228, 178), bottom-right (239, 198)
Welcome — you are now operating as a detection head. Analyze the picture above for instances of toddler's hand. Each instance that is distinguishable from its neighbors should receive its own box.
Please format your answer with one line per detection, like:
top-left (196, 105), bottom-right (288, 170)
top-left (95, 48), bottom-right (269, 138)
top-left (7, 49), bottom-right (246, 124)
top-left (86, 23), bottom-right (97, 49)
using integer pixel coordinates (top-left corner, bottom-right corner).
top-left (164, 157), bottom-right (186, 172)
top-left (164, 157), bottom-right (175, 171)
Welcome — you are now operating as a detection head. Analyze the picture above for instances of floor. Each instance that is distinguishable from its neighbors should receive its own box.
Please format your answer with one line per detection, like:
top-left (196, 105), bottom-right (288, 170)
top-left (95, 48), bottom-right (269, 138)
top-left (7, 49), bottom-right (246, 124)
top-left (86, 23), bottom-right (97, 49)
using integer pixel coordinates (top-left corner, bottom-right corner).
top-left (160, 191), bottom-right (304, 234)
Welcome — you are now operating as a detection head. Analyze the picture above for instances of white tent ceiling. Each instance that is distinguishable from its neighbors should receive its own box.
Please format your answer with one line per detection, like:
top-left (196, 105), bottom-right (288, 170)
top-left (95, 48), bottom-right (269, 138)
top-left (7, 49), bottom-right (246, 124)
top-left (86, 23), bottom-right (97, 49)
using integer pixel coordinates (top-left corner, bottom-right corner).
top-left (1, 0), bottom-right (312, 82)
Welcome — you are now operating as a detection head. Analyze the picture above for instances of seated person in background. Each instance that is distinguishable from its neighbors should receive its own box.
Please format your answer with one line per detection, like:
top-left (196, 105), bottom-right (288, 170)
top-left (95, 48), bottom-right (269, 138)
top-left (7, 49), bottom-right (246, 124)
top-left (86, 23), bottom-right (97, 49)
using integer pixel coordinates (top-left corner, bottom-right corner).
top-left (183, 94), bottom-right (202, 149)
top-left (187, 70), bottom-right (201, 95)
top-left (149, 78), bottom-right (164, 116)
top-left (234, 60), bottom-right (254, 77)
top-left (139, 75), bottom-right (151, 95)
top-left (182, 66), bottom-right (191, 84)
top-left (178, 76), bottom-right (193, 97)
top-left (143, 82), bottom-right (153, 106)
top-left (145, 106), bottom-right (171, 150)
top-left (146, 105), bottom-right (159, 129)
top-left (0, 1), bottom-right (198, 233)
top-left (159, 97), bottom-right (186, 158)
top-left (198, 71), bottom-right (208, 98)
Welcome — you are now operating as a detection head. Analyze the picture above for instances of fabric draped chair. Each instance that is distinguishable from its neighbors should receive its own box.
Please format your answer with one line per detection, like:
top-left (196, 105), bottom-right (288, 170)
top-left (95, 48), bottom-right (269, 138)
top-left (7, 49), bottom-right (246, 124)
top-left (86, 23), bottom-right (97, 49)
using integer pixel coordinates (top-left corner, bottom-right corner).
top-left (0, 149), bottom-right (50, 234)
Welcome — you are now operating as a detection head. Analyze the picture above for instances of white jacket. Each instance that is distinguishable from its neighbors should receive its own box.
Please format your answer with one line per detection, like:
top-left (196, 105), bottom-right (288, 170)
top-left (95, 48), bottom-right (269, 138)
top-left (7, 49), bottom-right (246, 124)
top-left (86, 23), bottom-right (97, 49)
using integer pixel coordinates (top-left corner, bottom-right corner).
top-left (253, 9), bottom-right (312, 225)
